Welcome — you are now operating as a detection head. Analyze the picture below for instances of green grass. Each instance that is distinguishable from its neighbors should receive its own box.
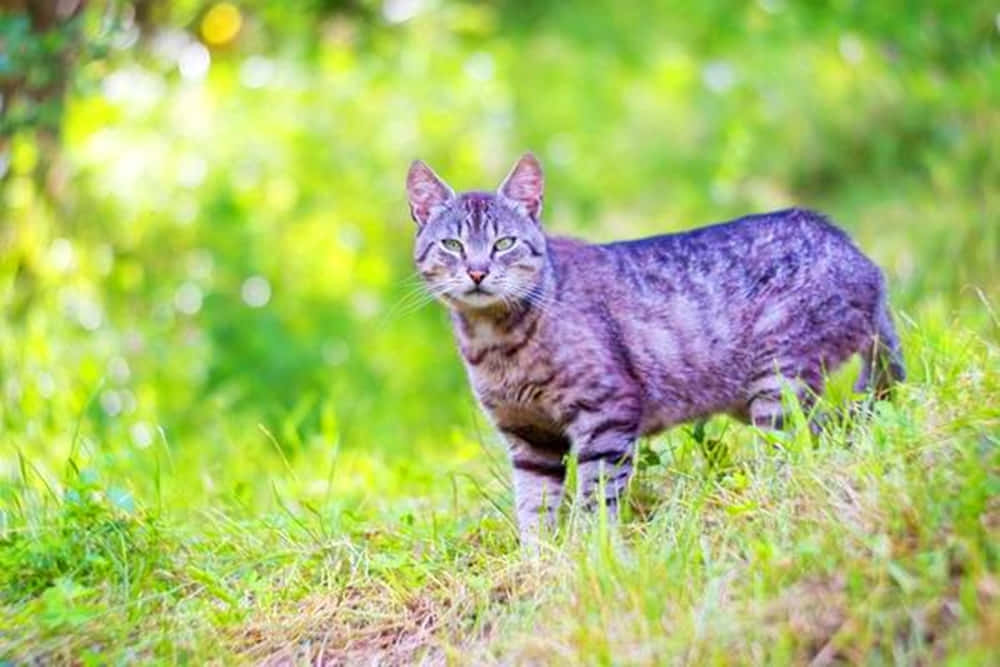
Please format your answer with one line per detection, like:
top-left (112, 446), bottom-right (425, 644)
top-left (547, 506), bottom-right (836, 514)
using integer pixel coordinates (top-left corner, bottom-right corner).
top-left (2, 316), bottom-right (997, 663)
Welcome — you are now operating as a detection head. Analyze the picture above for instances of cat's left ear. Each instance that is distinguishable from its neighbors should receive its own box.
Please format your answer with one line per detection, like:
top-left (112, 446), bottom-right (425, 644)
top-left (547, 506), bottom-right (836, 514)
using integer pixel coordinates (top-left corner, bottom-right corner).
top-left (498, 152), bottom-right (544, 223)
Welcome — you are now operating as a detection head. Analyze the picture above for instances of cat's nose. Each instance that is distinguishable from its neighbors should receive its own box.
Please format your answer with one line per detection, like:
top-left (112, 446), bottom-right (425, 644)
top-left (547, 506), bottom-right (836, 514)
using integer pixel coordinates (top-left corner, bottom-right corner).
top-left (467, 269), bottom-right (488, 285)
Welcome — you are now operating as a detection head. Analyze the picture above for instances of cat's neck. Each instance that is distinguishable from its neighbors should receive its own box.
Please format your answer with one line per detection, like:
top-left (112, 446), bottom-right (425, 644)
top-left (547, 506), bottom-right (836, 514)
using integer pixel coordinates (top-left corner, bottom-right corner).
top-left (452, 301), bottom-right (534, 339)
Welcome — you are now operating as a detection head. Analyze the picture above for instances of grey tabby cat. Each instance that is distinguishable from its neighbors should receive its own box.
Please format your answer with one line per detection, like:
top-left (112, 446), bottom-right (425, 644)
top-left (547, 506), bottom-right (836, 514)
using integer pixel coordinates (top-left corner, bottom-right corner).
top-left (407, 153), bottom-right (905, 543)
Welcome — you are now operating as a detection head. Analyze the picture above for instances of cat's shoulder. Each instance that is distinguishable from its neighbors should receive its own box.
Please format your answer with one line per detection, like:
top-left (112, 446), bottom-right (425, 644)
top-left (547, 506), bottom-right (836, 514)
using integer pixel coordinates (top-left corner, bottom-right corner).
top-left (543, 234), bottom-right (597, 259)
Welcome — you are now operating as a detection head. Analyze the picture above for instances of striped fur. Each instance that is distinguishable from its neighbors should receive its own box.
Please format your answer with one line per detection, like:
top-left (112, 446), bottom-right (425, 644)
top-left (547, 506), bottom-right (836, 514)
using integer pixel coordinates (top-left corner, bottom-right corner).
top-left (407, 154), bottom-right (905, 543)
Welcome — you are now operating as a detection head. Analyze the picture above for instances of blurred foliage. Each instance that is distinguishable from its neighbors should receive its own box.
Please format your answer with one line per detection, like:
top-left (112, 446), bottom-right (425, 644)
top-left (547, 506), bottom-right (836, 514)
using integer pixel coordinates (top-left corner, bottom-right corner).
top-left (0, 2), bottom-right (83, 130)
top-left (1, 0), bottom-right (998, 516)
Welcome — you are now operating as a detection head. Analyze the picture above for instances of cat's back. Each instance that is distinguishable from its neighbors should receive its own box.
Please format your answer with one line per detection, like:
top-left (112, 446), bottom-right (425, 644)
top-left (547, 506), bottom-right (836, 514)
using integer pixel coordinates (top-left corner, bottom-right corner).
top-left (601, 207), bottom-right (858, 273)
top-left (549, 208), bottom-right (876, 301)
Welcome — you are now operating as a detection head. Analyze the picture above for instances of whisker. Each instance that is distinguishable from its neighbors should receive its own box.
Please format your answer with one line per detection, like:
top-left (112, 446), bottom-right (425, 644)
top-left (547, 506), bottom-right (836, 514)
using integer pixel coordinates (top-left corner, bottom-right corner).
top-left (391, 269), bottom-right (427, 286)
top-left (381, 287), bottom-right (438, 317)
top-left (504, 282), bottom-right (560, 317)
top-left (377, 279), bottom-right (461, 324)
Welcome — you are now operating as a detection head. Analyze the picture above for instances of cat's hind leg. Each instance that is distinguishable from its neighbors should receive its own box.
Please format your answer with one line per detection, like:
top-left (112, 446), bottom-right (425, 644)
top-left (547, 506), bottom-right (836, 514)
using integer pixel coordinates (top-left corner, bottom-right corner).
top-left (746, 362), bottom-right (824, 431)
top-left (854, 298), bottom-right (906, 400)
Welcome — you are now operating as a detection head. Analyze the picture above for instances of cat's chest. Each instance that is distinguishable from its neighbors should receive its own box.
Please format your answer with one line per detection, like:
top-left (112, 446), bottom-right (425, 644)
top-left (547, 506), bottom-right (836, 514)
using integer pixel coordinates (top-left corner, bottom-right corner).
top-left (470, 357), bottom-right (556, 412)
top-left (455, 318), bottom-right (556, 412)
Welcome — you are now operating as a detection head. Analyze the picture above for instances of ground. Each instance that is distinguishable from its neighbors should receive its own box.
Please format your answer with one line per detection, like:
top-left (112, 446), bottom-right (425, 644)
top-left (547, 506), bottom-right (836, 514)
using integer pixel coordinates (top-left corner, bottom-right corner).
top-left (2, 315), bottom-right (997, 663)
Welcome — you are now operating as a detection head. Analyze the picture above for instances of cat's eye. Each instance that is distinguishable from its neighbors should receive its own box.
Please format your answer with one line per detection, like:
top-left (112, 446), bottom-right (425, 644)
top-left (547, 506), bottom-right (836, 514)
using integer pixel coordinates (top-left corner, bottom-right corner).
top-left (441, 238), bottom-right (463, 252)
top-left (493, 237), bottom-right (516, 252)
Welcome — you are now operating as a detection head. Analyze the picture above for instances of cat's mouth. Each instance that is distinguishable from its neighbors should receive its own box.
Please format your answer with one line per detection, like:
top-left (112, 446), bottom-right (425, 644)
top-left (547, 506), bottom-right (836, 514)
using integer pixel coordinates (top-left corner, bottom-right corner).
top-left (451, 286), bottom-right (504, 309)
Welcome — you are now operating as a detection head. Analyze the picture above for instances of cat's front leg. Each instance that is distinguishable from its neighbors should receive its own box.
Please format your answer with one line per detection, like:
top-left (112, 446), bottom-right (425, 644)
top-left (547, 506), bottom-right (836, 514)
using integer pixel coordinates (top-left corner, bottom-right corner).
top-left (569, 413), bottom-right (639, 520)
top-left (499, 427), bottom-right (569, 545)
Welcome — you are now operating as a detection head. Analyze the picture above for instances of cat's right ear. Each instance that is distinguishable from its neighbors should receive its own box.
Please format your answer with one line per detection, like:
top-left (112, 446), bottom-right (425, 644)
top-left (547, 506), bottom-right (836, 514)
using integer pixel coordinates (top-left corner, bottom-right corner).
top-left (406, 160), bottom-right (454, 228)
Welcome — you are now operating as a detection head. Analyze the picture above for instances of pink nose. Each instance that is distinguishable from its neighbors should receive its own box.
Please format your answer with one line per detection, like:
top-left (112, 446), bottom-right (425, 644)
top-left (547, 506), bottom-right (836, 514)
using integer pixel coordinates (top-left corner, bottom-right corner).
top-left (467, 270), bottom-right (487, 284)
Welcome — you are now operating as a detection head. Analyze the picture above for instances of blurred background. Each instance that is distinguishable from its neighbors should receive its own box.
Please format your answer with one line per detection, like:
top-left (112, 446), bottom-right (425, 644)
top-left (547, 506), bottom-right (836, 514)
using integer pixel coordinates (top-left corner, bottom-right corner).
top-left (1, 0), bottom-right (998, 517)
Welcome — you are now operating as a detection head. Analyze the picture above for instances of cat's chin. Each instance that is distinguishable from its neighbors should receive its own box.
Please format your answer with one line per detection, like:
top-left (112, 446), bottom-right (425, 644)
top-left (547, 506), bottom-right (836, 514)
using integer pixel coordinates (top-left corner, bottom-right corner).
top-left (446, 291), bottom-right (508, 311)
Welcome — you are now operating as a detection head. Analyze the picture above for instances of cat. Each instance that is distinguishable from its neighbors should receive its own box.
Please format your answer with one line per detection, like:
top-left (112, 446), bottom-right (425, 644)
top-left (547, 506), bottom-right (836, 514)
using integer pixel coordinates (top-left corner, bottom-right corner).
top-left (406, 153), bottom-right (905, 544)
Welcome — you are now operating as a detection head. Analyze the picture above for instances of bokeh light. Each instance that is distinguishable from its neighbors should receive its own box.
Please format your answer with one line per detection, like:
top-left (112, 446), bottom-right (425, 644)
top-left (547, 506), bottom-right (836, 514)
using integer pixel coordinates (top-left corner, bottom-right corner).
top-left (382, 0), bottom-right (424, 24)
top-left (174, 282), bottom-right (204, 315)
top-left (178, 42), bottom-right (211, 79)
top-left (201, 3), bottom-right (243, 46)
top-left (241, 276), bottom-right (271, 308)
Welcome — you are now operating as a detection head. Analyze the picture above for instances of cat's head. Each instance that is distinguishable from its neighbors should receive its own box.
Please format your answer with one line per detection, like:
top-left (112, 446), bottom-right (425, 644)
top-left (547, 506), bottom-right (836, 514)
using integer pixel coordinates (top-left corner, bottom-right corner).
top-left (407, 153), bottom-right (547, 311)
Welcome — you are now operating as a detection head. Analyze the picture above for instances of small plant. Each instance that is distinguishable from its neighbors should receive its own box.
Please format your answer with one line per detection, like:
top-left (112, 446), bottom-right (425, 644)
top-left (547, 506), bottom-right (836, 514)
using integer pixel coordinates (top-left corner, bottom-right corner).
top-left (0, 463), bottom-right (169, 604)
top-left (689, 419), bottom-right (734, 473)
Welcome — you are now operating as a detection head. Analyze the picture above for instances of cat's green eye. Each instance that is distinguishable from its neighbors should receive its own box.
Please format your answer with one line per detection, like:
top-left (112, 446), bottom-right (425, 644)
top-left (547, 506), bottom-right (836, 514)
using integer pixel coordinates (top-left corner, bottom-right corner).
top-left (493, 237), bottom-right (516, 252)
top-left (441, 238), bottom-right (463, 252)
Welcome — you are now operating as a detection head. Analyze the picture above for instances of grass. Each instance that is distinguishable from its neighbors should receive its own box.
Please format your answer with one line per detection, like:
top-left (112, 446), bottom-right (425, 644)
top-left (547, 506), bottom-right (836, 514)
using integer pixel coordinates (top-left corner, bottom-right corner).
top-left (2, 313), bottom-right (997, 664)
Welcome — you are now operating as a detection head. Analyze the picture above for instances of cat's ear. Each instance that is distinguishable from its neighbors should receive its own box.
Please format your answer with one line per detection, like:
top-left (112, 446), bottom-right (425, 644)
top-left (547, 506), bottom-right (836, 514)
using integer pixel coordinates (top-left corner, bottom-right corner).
top-left (498, 152), bottom-right (544, 223)
top-left (407, 160), bottom-right (455, 228)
